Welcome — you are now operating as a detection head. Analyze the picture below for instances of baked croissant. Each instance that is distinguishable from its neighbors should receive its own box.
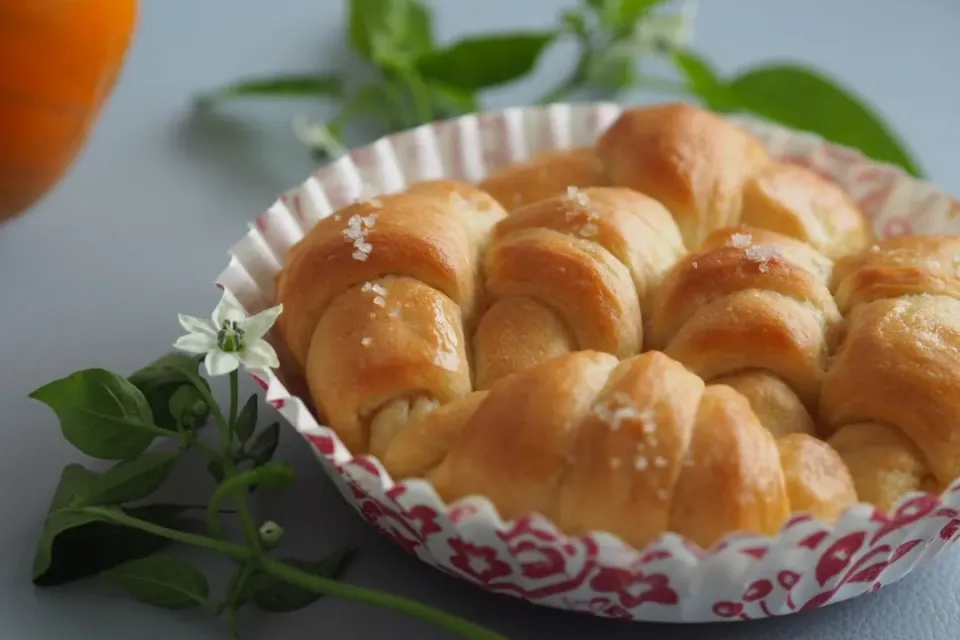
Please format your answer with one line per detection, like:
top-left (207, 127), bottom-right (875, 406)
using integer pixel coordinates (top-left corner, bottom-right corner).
top-left (821, 236), bottom-right (960, 510)
top-left (476, 185), bottom-right (686, 388)
top-left (275, 180), bottom-right (507, 454)
top-left (478, 147), bottom-right (607, 210)
top-left (596, 102), bottom-right (874, 258)
top-left (382, 350), bottom-right (857, 550)
top-left (648, 225), bottom-right (842, 433)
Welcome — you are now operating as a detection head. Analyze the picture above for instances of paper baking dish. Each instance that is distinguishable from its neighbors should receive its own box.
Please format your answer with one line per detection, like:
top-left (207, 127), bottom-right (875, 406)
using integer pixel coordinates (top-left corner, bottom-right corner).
top-left (215, 102), bottom-right (960, 623)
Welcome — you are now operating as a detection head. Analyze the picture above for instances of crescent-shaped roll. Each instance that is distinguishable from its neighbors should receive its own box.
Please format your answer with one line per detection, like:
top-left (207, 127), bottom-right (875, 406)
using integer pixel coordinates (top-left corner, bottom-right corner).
top-left (477, 147), bottom-right (608, 210)
top-left (648, 226), bottom-right (841, 417)
top-left (473, 186), bottom-right (685, 389)
top-left (822, 236), bottom-right (960, 511)
top-left (831, 235), bottom-right (960, 313)
top-left (821, 294), bottom-right (960, 490)
top-left (595, 102), bottom-right (873, 258)
top-left (275, 180), bottom-right (507, 454)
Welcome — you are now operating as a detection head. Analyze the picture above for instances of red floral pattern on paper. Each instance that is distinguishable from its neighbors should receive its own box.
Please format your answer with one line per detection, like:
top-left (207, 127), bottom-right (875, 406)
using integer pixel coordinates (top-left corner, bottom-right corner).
top-left (448, 538), bottom-right (512, 583)
top-left (228, 107), bottom-right (960, 624)
top-left (589, 567), bottom-right (679, 609)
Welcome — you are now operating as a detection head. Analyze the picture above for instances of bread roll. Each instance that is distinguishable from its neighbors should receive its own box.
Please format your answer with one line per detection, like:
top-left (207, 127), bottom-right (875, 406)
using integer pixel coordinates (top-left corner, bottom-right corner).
top-left (649, 226), bottom-right (841, 426)
top-left (478, 147), bottom-right (607, 210)
top-left (596, 102), bottom-right (873, 258)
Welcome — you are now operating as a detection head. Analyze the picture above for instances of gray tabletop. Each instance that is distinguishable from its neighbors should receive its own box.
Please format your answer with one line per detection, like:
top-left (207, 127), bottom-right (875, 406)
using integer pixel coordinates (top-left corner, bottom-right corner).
top-left (3, 1), bottom-right (960, 638)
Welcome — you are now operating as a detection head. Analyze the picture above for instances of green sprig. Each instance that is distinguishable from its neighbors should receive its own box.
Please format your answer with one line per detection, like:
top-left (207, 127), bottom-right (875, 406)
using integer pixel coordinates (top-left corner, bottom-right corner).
top-left (29, 352), bottom-right (506, 640)
top-left (195, 0), bottom-right (923, 176)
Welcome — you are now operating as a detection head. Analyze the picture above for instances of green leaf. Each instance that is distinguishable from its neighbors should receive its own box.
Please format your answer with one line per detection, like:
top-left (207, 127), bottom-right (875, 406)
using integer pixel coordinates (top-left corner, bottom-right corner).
top-left (727, 63), bottom-right (924, 177)
top-left (560, 9), bottom-right (589, 40)
top-left (348, 0), bottom-right (434, 67)
top-left (48, 464), bottom-right (99, 511)
top-left (427, 82), bottom-right (478, 118)
top-left (252, 461), bottom-right (296, 492)
top-left (72, 453), bottom-right (179, 507)
top-left (33, 500), bottom-right (188, 586)
top-left (249, 548), bottom-right (355, 613)
top-left (587, 0), bottom-right (666, 34)
top-left (672, 50), bottom-right (736, 111)
top-left (30, 369), bottom-right (166, 460)
top-left (416, 32), bottom-right (557, 91)
top-left (128, 352), bottom-right (211, 432)
top-left (585, 49), bottom-right (636, 91)
top-left (197, 74), bottom-right (342, 104)
top-left (104, 555), bottom-right (210, 610)
top-left (234, 395), bottom-right (259, 445)
top-left (614, 0), bottom-right (668, 27)
top-left (246, 423), bottom-right (280, 468)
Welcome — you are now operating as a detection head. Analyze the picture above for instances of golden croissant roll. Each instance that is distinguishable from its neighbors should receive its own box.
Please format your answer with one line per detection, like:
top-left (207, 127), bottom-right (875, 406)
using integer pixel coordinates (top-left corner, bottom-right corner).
top-left (473, 186), bottom-right (686, 388)
top-left (275, 180), bottom-right (507, 454)
top-left (821, 239), bottom-right (960, 510)
top-left (596, 102), bottom-right (873, 258)
top-left (648, 226), bottom-right (842, 430)
top-left (831, 235), bottom-right (960, 313)
top-left (478, 147), bottom-right (608, 210)
top-left (382, 351), bottom-right (857, 550)
top-left (822, 237), bottom-right (960, 510)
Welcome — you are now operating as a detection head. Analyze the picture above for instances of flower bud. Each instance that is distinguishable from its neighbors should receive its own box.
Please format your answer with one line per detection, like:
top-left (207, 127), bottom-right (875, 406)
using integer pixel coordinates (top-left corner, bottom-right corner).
top-left (169, 386), bottom-right (210, 431)
top-left (258, 521), bottom-right (284, 548)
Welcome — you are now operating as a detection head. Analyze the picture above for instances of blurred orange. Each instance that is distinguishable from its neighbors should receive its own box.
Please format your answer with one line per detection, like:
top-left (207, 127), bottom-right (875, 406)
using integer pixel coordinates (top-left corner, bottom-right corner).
top-left (0, 0), bottom-right (138, 222)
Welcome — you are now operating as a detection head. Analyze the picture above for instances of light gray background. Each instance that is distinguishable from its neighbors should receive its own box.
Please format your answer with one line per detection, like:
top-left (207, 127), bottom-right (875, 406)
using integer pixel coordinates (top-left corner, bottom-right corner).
top-left (2, 1), bottom-right (959, 638)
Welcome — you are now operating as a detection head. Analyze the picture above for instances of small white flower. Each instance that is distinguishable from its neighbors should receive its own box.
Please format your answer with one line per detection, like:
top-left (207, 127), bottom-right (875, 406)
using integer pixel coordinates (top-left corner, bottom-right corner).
top-left (173, 290), bottom-right (283, 377)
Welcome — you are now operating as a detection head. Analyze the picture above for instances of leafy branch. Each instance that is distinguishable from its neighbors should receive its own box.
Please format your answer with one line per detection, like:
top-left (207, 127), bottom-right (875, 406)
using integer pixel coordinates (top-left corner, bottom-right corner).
top-left (29, 331), bottom-right (504, 638)
top-left (196, 0), bottom-right (923, 177)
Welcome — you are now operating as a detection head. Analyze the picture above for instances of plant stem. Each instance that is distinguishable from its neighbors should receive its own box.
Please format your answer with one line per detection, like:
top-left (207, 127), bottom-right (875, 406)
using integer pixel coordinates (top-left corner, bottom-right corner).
top-left (74, 507), bottom-right (506, 640)
top-left (227, 370), bottom-right (239, 447)
top-left (187, 377), bottom-right (262, 551)
top-left (261, 558), bottom-right (507, 640)
top-left (227, 563), bottom-right (256, 639)
top-left (206, 469), bottom-right (264, 539)
top-left (77, 506), bottom-right (251, 560)
top-left (398, 67), bottom-right (433, 125)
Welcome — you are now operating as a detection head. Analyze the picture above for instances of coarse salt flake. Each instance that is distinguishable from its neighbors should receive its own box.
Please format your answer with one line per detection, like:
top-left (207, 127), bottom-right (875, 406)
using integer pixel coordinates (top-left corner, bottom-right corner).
top-left (362, 282), bottom-right (388, 296)
top-left (731, 232), bottom-right (753, 247)
top-left (344, 213), bottom-right (375, 261)
top-left (653, 456), bottom-right (667, 468)
top-left (579, 222), bottom-right (599, 237)
top-left (361, 337), bottom-right (373, 347)
top-left (634, 456), bottom-right (649, 471)
top-left (745, 245), bottom-right (780, 272)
